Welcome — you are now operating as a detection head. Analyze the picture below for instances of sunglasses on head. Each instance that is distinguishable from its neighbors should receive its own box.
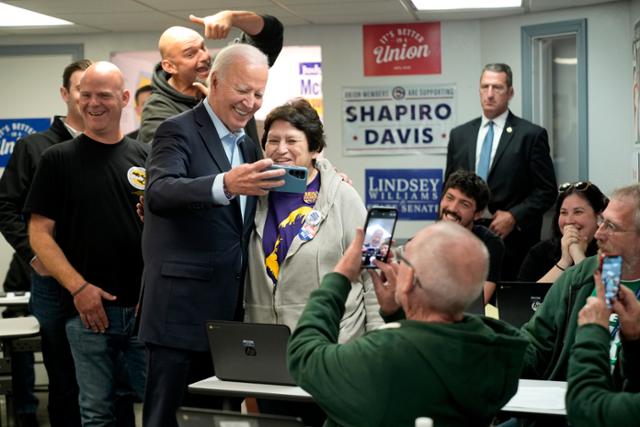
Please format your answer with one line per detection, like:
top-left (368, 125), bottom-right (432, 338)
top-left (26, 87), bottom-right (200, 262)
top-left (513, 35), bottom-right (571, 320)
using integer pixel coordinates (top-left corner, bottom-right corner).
top-left (558, 181), bottom-right (592, 193)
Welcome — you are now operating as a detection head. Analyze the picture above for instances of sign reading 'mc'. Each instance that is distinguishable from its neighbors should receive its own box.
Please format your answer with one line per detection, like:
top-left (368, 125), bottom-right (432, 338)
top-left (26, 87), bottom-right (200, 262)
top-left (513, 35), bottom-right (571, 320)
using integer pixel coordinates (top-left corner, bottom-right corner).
top-left (362, 22), bottom-right (441, 76)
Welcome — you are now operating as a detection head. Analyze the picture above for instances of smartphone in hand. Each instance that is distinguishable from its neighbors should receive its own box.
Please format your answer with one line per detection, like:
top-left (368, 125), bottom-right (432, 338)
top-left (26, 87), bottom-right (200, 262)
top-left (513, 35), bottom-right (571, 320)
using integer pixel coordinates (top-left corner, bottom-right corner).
top-left (361, 207), bottom-right (398, 269)
top-left (267, 165), bottom-right (308, 193)
top-left (601, 255), bottom-right (622, 308)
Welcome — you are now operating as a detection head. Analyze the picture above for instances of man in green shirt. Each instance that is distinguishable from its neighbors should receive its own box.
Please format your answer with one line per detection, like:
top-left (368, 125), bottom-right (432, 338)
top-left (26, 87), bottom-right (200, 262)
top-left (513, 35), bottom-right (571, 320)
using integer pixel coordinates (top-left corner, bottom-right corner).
top-left (288, 222), bottom-right (528, 427)
top-left (517, 184), bottom-right (640, 426)
top-left (566, 272), bottom-right (640, 426)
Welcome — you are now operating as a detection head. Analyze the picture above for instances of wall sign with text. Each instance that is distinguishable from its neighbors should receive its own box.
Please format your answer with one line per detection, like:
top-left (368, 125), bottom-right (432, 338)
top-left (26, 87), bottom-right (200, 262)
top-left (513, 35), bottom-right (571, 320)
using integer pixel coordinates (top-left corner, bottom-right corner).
top-left (363, 22), bottom-right (441, 76)
top-left (343, 84), bottom-right (455, 155)
top-left (365, 169), bottom-right (443, 221)
top-left (0, 118), bottom-right (51, 167)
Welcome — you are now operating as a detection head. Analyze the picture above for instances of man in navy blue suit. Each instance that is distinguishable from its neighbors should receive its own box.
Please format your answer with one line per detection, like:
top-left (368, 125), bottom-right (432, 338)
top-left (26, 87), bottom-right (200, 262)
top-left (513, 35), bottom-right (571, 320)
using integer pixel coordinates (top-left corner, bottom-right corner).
top-left (445, 63), bottom-right (557, 280)
top-left (137, 43), bottom-right (285, 427)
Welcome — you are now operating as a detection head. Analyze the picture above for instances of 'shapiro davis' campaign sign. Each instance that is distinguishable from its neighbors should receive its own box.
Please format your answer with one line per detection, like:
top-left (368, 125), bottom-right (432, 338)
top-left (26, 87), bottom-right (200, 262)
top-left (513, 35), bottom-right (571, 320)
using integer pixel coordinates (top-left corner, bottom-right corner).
top-left (343, 85), bottom-right (455, 155)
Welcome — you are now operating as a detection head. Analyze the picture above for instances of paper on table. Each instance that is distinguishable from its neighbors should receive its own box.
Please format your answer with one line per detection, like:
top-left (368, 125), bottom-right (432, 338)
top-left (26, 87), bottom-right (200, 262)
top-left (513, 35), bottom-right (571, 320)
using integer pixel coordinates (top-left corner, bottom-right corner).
top-left (506, 386), bottom-right (566, 410)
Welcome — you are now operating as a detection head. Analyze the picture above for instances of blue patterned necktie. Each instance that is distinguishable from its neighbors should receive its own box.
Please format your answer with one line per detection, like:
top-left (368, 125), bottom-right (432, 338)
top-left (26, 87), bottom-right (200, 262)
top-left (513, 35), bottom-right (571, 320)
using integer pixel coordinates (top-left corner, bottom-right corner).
top-left (229, 135), bottom-right (246, 219)
top-left (477, 121), bottom-right (494, 180)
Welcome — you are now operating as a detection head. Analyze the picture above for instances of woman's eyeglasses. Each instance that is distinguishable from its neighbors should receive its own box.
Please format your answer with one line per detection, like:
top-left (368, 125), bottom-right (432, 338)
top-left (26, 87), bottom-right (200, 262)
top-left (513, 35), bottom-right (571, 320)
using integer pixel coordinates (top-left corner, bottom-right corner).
top-left (558, 181), bottom-right (592, 193)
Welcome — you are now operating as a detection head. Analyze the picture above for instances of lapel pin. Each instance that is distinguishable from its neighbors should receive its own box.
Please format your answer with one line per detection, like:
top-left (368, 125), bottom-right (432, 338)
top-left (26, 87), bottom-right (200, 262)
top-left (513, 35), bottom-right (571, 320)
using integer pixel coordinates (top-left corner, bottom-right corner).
top-left (506, 127), bottom-right (513, 133)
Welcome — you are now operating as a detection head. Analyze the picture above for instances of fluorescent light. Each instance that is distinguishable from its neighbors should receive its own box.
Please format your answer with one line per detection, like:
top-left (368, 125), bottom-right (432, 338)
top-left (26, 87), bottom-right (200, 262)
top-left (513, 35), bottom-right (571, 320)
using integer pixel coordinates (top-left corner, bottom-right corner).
top-left (554, 57), bottom-right (577, 65)
top-left (411, 0), bottom-right (522, 11)
top-left (0, 2), bottom-right (73, 27)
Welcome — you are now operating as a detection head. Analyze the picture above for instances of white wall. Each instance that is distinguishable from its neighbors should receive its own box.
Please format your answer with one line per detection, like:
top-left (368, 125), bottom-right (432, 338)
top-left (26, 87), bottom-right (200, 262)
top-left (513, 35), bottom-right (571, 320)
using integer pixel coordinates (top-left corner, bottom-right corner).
top-left (0, 0), bottom-right (635, 253)
top-left (481, 1), bottom-right (633, 196)
top-left (282, 20), bottom-right (482, 238)
top-left (632, 0), bottom-right (640, 19)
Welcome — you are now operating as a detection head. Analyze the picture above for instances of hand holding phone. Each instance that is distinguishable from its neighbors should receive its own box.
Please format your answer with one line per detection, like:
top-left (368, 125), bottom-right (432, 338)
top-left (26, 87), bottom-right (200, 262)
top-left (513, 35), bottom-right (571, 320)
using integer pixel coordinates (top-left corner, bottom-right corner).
top-left (267, 165), bottom-right (308, 193)
top-left (361, 207), bottom-right (398, 269)
top-left (601, 255), bottom-right (622, 308)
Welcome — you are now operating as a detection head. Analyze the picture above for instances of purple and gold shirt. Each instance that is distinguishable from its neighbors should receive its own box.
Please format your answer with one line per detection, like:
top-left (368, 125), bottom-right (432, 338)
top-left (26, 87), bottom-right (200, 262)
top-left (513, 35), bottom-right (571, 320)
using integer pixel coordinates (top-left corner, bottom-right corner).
top-left (262, 173), bottom-right (321, 286)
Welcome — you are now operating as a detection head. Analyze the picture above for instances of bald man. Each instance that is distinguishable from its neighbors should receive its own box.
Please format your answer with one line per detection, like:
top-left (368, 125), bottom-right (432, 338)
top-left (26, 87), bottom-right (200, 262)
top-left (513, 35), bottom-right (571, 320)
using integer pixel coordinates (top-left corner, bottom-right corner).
top-left (137, 10), bottom-right (283, 144)
top-left (25, 62), bottom-right (149, 426)
top-left (288, 222), bottom-right (529, 426)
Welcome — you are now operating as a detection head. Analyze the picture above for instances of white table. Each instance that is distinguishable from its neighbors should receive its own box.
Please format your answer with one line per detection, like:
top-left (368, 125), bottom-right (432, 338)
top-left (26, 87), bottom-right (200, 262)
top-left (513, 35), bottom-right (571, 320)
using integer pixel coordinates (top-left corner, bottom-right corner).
top-left (0, 315), bottom-right (40, 427)
top-left (190, 377), bottom-right (566, 416)
top-left (190, 376), bottom-right (312, 402)
top-left (0, 315), bottom-right (39, 339)
top-left (502, 379), bottom-right (566, 416)
top-left (0, 292), bottom-right (30, 307)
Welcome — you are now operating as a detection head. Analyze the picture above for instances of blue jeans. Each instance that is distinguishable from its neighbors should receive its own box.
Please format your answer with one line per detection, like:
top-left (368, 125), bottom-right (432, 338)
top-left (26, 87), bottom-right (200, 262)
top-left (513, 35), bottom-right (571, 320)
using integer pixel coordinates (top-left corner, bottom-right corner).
top-left (66, 305), bottom-right (145, 427)
top-left (30, 273), bottom-right (81, 427)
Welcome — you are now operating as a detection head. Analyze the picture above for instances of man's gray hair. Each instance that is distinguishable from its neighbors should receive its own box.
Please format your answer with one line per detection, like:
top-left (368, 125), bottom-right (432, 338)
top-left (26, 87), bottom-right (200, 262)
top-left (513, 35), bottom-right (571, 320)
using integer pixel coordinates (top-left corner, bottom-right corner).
top-left (411, 222), bottom-right (489, 316)
top-left (210, 43), bottom-right (268, 81)
top-left (610, 184), bottom-right (640, 232)
top-left (482, 63), bottom-right (513, 88)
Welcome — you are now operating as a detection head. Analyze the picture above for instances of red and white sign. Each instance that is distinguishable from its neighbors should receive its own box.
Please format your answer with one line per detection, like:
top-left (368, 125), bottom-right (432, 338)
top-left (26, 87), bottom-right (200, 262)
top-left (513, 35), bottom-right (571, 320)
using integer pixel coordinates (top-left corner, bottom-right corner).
top-left (363, 22), bottom-right (441, 76)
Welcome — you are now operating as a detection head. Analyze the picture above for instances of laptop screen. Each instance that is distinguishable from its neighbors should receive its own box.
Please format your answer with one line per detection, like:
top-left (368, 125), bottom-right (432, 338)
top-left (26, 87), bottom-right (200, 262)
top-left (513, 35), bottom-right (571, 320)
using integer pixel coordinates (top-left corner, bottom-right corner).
top-left (496, 281), bottom-right (552, 327)
top-left (177, 407), bottom-right (304, 427)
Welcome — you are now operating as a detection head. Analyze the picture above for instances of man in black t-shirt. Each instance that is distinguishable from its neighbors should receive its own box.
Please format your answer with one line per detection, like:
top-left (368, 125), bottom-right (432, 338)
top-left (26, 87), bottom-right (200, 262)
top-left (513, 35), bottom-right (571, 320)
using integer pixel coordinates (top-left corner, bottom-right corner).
top-left (0, 59), bottom-right (91, 427)
top-left (439, 170), bottom-right (505, 305)
top-left (25, 62), bottom-right (149, 426)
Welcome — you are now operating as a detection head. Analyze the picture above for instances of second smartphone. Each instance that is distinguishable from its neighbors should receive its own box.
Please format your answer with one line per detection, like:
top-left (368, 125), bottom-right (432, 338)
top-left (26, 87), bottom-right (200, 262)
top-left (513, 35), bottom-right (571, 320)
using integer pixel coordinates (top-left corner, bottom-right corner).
top-left (361, 207), bottom-right (398, 269)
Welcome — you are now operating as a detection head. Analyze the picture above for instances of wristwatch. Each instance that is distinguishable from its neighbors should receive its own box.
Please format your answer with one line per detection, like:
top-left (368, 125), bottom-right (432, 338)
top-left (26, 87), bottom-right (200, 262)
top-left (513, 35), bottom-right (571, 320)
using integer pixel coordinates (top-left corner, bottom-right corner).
top-left (223, 178), bottom-right (234, 200)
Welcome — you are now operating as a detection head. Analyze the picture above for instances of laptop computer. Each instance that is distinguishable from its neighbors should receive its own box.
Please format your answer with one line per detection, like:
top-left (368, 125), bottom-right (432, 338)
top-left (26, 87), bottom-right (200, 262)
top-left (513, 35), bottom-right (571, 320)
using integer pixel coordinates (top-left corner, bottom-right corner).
top-left (496, 281), bottom-right (552, 327)
top-left (206, 321), bottom-right (296, 386)
top-left (177, 407), bottom-right (304, 427)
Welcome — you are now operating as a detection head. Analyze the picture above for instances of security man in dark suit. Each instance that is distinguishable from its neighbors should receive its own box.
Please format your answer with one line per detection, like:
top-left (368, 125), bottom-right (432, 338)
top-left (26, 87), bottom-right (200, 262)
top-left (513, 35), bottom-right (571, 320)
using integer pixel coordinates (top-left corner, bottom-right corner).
top-left (445, 63), bottom-right (557, 280)
top-left (137, 43), bottom-right (285, 427)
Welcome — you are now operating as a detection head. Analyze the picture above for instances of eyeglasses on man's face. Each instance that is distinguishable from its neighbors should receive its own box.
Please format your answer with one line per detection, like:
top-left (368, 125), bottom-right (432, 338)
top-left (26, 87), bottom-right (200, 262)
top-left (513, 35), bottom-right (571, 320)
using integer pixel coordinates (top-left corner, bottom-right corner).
top-left (395, 252), bottom-right (422, 288)
top-left (596, 216), bottom-right (637, 235)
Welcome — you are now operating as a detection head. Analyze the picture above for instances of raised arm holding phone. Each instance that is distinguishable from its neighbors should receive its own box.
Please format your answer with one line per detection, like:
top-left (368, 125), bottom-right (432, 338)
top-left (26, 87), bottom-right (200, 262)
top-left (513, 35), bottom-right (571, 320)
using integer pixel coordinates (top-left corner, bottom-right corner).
top-left (567, 269), bottom-right (640, 426)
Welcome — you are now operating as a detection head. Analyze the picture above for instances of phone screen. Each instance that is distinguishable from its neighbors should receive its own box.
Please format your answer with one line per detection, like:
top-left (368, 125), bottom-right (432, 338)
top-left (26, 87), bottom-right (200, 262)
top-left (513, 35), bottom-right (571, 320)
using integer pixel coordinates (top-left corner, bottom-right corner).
top-left (361, 208), bottom-right (398, 268)
top-left (602, 255), bottom-right (622, 308)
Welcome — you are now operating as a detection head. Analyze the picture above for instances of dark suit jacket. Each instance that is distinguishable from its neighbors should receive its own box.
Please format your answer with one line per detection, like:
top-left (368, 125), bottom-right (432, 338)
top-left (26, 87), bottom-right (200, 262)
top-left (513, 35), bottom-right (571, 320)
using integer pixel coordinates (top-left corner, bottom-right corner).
top-left (138, 102), bottom-right (261, 352)
top-left (445, 111), bottom-right (557, 248)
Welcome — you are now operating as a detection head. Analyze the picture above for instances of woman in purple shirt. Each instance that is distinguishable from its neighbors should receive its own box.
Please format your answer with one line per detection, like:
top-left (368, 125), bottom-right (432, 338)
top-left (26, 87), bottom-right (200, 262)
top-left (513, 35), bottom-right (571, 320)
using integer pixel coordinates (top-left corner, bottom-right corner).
top-left (244, 98), bottom-right (382, 425)
top-left (244, 98), bottom-right (382, 339)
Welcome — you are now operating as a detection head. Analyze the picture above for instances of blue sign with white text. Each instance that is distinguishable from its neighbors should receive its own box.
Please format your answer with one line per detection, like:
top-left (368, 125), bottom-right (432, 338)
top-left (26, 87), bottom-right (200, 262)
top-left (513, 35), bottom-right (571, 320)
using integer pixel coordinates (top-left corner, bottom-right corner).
top-left (0, 118), bottom-right (51, 167)
top-left (365, 169), bottom-right (443, 220)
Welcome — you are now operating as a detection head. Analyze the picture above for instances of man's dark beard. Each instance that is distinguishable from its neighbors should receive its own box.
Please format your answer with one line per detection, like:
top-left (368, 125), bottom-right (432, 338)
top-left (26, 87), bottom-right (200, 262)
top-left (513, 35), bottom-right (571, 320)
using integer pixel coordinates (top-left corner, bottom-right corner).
top-left (440, 208), bottom-right (462, 223)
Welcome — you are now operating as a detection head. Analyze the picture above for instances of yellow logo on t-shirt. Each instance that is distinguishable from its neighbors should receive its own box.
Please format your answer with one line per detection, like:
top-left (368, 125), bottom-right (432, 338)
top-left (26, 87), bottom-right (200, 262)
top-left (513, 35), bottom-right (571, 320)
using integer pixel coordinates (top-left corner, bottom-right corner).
top-left (127, 166), bottom-right (146, 190)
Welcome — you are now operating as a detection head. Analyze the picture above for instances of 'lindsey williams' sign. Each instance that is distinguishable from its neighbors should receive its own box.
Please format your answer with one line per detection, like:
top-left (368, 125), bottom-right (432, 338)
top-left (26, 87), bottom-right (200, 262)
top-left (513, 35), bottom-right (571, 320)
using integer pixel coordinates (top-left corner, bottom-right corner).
top-left (363, 22), bottom-right (441, 76)
top-left (365, 169), bottom-right (443, 221)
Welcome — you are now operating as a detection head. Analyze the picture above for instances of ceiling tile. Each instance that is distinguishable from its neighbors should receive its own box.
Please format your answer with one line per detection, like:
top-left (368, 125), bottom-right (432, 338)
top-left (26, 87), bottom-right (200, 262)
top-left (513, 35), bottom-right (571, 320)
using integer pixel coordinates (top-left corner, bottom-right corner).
top-left (145, 0), bottom-right (273, 9)
top-left (52, 11), bottom-right (190, 33)
top-left (6, 0), bottom-right (149, 13)
top-left (0, 0), bottom-right (622, 35)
